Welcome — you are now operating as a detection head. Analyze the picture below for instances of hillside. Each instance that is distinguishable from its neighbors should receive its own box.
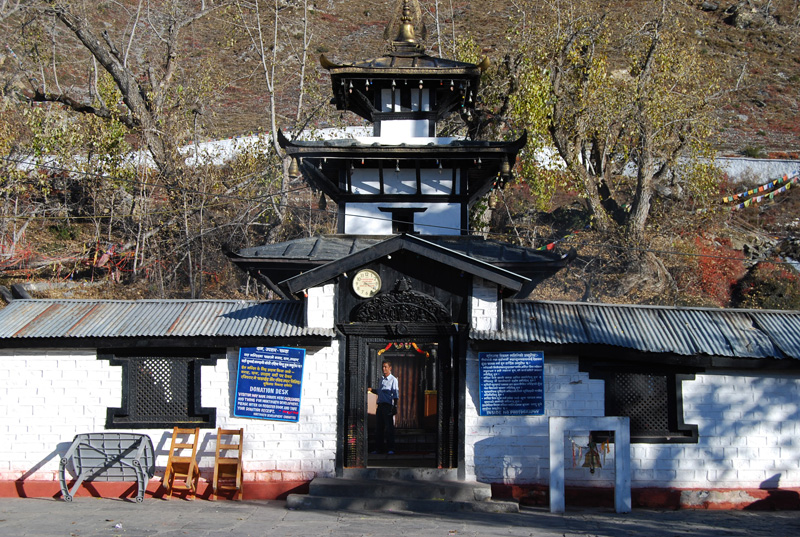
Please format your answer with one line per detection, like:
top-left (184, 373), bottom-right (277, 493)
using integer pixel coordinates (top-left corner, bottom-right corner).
top-left (0, 0), bottom-right (798, 308)
top-left (210, 0), bottom-right (800, 154)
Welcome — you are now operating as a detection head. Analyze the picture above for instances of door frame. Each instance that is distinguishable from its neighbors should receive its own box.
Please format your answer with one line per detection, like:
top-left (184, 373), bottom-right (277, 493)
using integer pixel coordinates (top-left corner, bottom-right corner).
top-left (336, 323), bottom-right (468, 476)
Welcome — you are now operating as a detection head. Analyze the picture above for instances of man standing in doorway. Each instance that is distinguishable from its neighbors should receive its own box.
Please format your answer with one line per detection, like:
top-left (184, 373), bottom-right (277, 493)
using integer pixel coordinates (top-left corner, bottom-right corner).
top-left (371, 360), bottom-right (399, 454)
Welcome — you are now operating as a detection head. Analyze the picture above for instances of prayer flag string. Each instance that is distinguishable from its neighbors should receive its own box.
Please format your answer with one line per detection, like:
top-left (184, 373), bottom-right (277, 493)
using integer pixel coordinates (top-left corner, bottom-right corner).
top-left (723, 171), bottom-right (799, 209)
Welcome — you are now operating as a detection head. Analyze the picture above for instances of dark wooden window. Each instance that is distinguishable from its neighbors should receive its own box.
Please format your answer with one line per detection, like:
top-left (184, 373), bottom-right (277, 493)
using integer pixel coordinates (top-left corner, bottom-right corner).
top-left (100, 349), bottom-right (219, 429)
top-left (582, 362), bottom-right (698, 444)
top-left (378, 207), bottom-right (426, 234)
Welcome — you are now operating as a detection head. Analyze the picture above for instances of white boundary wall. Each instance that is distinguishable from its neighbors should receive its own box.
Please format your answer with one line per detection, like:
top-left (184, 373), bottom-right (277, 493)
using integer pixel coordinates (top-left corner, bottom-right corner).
top-left (465, 353), bottom-right (800, 490)
top-left (5, 344), bottom-right (800, 491)
top-left (0, 344), bottom-right (340, 484)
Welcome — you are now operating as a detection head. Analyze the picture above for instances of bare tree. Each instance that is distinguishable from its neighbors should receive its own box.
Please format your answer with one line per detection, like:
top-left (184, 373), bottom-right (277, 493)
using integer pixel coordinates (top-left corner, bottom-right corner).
top-left (20, 0), bottom-right (231, 186)
top-left (234, 0), bottom-right (318, 239)
top-left (0, 0), bottom-right (21, 21)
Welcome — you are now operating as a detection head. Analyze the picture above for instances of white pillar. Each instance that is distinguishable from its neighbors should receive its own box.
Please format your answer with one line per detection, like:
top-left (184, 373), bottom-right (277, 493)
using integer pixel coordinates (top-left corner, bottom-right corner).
top-left (548, 416), bottom-right (631, 514)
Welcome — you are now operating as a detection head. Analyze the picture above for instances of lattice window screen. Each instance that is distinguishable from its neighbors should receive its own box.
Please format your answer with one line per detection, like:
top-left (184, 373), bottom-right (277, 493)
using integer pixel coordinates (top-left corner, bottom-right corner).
top-left (607, 372), bottom-right (670, 434)
top-left (129, 357), bottom-right (193, 422)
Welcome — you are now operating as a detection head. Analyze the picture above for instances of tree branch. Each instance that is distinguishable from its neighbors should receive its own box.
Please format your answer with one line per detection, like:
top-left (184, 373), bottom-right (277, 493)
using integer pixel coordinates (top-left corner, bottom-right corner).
top-left (28, 88), bottom-right (138, 129)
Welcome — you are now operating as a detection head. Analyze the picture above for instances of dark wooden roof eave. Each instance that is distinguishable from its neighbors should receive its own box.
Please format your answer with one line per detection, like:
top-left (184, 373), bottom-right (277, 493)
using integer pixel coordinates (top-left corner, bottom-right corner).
top-left (277, 128), bottom-right (527, 157)
top-left (328, 66), bottom-right (482, 77)
top-left (321, 51), bottom-right (484, 76)
top-left (278, 234), bottom-right (531, 297)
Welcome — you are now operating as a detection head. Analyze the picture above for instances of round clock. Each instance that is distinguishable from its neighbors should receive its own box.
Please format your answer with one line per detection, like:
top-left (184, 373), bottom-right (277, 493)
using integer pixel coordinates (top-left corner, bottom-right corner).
top-left (352, 269), bottom-right (381, 298)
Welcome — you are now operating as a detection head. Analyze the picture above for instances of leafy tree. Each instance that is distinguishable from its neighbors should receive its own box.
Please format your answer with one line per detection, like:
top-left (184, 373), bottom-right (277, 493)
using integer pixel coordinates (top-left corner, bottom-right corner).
top-left (501, 0), bottom-right (725, 293)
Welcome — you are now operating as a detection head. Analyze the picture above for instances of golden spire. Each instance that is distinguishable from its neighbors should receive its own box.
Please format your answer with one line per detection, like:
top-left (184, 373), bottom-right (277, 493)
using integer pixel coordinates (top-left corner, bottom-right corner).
top-left (384, 0), bottom-right (427, 45)
top-left (396, 0), bottom-right (415, 42)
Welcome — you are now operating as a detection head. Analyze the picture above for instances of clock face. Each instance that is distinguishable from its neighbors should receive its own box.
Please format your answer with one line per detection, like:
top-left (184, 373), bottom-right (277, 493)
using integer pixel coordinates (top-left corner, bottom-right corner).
top-left (352, 269), bottom-right (381, 298)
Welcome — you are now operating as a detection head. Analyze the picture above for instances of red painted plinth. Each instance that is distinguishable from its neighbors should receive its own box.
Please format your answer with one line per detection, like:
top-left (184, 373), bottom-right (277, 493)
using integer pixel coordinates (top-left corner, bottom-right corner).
top-left (1, 480), bottom-right (310, 501)
top-left (491, 484), bottom-right (800, 510)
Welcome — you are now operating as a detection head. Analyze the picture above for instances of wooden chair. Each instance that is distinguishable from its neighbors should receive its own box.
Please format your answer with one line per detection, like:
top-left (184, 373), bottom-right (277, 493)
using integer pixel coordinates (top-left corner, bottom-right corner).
top-left (212, 428), bottom-right (244, 500)
top-left (162, 427), bottom-right (200, 499)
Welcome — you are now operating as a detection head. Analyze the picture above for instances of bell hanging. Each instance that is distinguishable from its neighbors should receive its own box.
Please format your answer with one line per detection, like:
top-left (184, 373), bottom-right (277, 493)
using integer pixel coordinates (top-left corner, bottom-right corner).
top-left (488, 192), bottom-right (498, 209)
top-left (500, 158), bottom-right (511, 178)
top-left (288, 157), bottom-right (300, 178)
top-left (582, 441), bottom-right (602, 474)
top-left (318, 192), bottom-right (327, 211)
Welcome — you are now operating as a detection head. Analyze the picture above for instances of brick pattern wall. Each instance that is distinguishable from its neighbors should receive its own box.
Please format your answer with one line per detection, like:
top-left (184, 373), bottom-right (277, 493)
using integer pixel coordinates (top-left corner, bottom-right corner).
top-left (0, 343), bottom-right (340, 484)
top-left (4, 344), bottom-right (800, 491)
top-left (471, 278), bottom-right (498, 331)
top-left (306, 284), bottom-right (335, 329)
top-left (465, 352), bottom-right (800, 489)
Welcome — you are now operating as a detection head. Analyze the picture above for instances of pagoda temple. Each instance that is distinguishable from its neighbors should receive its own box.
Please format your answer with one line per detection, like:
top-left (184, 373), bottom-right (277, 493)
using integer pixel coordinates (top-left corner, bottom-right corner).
top-left (229, 0), bottom-right (571, 471)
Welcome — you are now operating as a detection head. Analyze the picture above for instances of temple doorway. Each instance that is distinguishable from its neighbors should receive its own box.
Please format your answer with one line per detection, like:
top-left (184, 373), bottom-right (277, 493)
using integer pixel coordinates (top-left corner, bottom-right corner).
top-left (338, 324), bottom-right (462, 472)
top-left (367, 341), bottom-right (439, 467)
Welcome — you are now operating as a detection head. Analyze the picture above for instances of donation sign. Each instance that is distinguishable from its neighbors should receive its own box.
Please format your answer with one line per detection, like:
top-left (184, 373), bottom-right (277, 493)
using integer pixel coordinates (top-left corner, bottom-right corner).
top-left (235, 346), bottom-right (305, 422)
top-left (479, 351), bottom-right (544, 416)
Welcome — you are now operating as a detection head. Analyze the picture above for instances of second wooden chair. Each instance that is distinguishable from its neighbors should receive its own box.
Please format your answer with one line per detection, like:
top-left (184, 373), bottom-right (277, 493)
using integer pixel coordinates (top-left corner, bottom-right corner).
top-left (212, 428), bottom-right (244, 500)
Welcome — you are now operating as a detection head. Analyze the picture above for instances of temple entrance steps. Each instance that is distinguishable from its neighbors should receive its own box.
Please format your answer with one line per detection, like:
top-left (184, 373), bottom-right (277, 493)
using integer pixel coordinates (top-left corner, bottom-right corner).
top-left (285, 468), bottom-right (520, 513)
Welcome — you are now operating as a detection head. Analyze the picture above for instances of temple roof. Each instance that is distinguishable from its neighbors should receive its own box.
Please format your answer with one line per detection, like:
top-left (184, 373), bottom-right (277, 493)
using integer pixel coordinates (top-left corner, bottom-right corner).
top-left (319, 0), bottom-right (487, 76)
top-left (321, 52), bottom-right (487, 75)
top-left (278, 129), bottom-right (524, 204)
top-left (229, 234), bottom-right (573, 299)
top-left (320, 0), bottom-right (487, 119)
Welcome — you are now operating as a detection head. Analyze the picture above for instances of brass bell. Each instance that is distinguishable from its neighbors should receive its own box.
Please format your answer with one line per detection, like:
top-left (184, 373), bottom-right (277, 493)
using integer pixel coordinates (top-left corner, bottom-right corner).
top-left (582, 441), bottom-right (602, 474)
top-left (488, 192), bottom-right (498, 209)
top-left (500, 158), bottom-right (511, 177)
top-left (288, 157), bottom-right (300, 178)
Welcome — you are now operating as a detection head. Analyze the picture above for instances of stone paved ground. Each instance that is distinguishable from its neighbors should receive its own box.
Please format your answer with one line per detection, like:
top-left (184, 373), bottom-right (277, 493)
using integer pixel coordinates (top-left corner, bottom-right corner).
top-left (1, 498), bottom-right (799, 537)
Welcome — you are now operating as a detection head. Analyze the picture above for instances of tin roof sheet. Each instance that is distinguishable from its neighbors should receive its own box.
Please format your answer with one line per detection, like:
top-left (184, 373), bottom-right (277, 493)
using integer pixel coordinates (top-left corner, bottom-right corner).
top-left (0, 299), bottom-right (334, 340)
top-left (474, 301), bottom-right (800, 360)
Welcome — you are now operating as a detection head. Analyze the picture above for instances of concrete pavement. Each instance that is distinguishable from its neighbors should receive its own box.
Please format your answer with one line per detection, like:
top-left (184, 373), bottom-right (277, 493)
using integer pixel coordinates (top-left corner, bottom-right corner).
top-left (0, 497), bottom-right (798, 537)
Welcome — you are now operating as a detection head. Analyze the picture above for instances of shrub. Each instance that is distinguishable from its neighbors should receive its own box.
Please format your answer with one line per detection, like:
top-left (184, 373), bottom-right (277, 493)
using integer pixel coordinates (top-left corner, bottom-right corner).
top-left (741, 146), bottom-right (766, 158)
top-left (694, 236), bottom-right (747, 307)
top-left (733, 261), bottom-right (800, 310)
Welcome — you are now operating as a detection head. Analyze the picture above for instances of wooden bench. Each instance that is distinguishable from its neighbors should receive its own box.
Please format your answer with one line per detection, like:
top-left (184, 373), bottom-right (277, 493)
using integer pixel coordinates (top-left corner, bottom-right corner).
top-left (59, 432), bottom-right (155, 503)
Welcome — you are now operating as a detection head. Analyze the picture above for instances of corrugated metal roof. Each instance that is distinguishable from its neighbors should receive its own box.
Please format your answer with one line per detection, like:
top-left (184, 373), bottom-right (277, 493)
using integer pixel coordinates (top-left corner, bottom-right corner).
top-left (0, 299), bottom-right (334, 340)
top-left (476, 301), bottom-right (800, 360)
top-left (5, 298), bottom-right (797, 360)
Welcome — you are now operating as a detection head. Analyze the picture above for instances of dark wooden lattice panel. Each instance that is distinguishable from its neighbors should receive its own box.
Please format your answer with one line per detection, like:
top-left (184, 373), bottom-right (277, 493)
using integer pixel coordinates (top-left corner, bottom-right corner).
top-left (101, 350), bottom-right (217, 429)
top-left (129, 358), bottom-right (192, 422)
top-left (608, 372), bottom-right (669, 434)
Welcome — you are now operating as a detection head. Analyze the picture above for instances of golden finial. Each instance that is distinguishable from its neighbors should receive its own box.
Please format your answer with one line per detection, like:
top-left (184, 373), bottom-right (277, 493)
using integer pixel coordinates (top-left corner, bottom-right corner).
top-left (397, 0), bottom-right (415, 42)
top-left (384, 0), bottom-right (427, 44)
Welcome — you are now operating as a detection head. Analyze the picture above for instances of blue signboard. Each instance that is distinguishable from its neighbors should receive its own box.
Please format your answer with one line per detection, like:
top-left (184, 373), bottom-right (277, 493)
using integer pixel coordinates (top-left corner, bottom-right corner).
top-left (235, 347), bottom-right (305, 422)
top-left (479, 351), bottom-right (544, 416)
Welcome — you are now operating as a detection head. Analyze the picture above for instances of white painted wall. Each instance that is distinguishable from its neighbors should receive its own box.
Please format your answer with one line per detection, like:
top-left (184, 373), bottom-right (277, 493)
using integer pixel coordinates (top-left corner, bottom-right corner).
top-left (383, 170), bottom-right (417, 194)
top-left (420, 169), bottom-right (455, 195)
top-left (6, 341), bottom-right (799, 491)
top-left (0, 343), bottom-right (340, 484)
top-left (350, 169), bottom-right (381, 195)
top-left (345, 205), bottom-right (393, 234)
top-left (344, 202), bottom-right (461, 235)
top-left (380, 119), bottom-right (431, 139)
top-left (306, 283), bottom-right (335, 329)
top-left (471, 278), bottom-right (499, 331)
top-left (465, 353), bottom-right (800, 490)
